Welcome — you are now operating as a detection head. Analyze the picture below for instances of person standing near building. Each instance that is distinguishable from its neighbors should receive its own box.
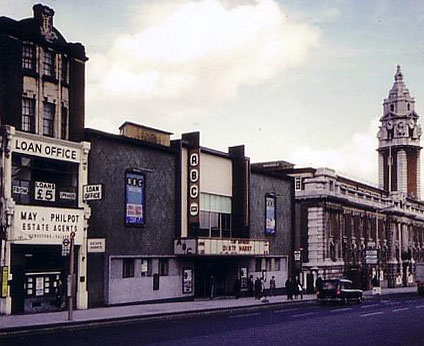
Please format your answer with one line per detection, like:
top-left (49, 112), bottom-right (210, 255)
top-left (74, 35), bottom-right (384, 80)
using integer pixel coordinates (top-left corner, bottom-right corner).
top-left (254, 277), bottom-right (261, 300)
top-left (248, 275), bottom-right (254, 297)
top-left (270, 276), bottom-right (276, 296)
top-left (296, 278), bottom-right (303, 299)
top-left (315, 276), bottom-right (323, 292)
top-left (285, 277), bottom-right (293, 300)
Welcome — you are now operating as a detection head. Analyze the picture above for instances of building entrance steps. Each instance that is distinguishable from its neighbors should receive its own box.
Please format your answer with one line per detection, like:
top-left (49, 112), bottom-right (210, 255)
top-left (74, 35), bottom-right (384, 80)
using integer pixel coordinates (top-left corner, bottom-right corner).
top-left (0, 286), bottom-right (417, 335)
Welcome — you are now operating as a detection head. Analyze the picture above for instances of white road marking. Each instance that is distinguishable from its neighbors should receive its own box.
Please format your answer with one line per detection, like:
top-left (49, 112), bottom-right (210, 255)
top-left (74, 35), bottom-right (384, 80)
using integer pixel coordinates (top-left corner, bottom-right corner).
top-left (229, 312), bottom-right (261, 319)
top-left (415, 305), bottom-right (424, 309)
top-left (361, 311), bottom-right (384, 317)
top-left (393, 308), bottom-right (409, 313)
top-left (273, 308), bottom-right (299, 313)
top-left (292, 312), bottom-right (318, 318)
top-left (361, 304), bottom-right (379, 309)
top-left (405, 300), bottom-right (416, 303)
top-left (330, 308), bottom-right (352, 313)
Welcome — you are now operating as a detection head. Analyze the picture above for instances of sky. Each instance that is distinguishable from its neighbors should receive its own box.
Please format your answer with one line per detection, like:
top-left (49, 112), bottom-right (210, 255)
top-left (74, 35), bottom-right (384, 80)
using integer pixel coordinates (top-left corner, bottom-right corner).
top-left (2, 0), bottom-right (424, 187)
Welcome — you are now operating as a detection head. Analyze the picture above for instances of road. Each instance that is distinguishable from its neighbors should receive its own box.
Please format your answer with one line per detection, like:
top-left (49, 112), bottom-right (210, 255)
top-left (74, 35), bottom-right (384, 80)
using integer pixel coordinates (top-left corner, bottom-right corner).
top-left (2, 293), bottom-right (424, 346)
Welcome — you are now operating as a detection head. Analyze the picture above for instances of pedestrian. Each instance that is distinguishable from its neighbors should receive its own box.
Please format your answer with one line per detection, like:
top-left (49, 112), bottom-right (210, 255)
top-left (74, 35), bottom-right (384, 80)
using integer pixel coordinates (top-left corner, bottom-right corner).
top-left (270, 276), bottom-right (276, 296)
top-left (209, 275), bottom-right (216, 299)
top-left (285, 277), bottom-right (293, 300)
top-left (297, 278), bottom-right (303, 299)
top-left (55, 278), bottom-right (65, 309)
top-left (254, 277), bottom-right (261, 300)
top-left (315, 276), bottom-right (323, 292)
top-left (233, 277), bottom-right (241, 299)
top-left (248, 275), bottom-right (254, 297)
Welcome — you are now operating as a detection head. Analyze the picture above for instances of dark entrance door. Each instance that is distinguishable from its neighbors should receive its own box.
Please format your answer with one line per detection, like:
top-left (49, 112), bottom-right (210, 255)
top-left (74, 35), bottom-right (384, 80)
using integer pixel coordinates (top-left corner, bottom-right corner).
top-left (194, 258), bottom-right (235, 298)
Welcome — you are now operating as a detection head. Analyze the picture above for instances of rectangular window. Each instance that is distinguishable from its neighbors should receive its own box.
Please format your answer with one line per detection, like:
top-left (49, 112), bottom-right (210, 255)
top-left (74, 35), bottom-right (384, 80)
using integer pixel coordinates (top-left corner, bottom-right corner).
top-left (125, 171), bottom-right (145, 226)
top-left (21, 98), bottom-right (35, 133)
top-left (199, 193), bottom-right (232, 238)
top-left (43, 50), bottom-right (56, 77)
top-left (22, 44), bottom-right (35, 71)
top-left (266, 258), bottom-right (272, 271)
top-left (159, 259), bottom-right (169, 276)
top-left (255, 258), bottom-right (262, 272)
top-left (265, 194), bottom-right (276, 235)
top-left (61, 106), bottom-right (68, 139)
top-left (141, 259), bottom-right (152, 277)
top-left (123, 259), bottom-right (135, 278)
top-left (12, 154), bottom-right (78, 207)
top-left (273, 258), bottom-right (281, 271)
top-left (61, 57), bottom-right (68, 83)
top-left (43, 102), bottom-right (55, 137)
top-left (295, 177), bottom-right (303, 191)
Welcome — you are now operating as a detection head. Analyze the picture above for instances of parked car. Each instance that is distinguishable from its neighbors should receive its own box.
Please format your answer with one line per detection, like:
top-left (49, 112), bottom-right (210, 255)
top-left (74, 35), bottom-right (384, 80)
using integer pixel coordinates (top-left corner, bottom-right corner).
top-left (317, 278), bottom-right (363, 304)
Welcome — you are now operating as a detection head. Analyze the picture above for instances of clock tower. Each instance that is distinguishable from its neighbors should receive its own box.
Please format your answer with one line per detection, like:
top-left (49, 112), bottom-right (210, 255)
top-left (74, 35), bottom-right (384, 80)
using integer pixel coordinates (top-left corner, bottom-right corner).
top-left (377, 66), bottom-right (422, 199)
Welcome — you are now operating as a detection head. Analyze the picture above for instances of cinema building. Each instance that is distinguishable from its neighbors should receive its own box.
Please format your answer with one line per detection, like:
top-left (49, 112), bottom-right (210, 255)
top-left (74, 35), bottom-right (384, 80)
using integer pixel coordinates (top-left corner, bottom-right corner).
top-left (86, 123), bottom-right (294, 306)
top-left (256, 66), bottom-right (424, 292)
top-left (0, 5), bottom-right (90, 314)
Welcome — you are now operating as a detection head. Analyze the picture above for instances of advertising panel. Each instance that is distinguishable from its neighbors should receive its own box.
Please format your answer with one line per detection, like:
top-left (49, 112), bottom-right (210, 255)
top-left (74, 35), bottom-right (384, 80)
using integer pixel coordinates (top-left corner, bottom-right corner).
top-left (125, 171), bottom-right (145, 226)
top-left (183, 268), bottom-right (193, 294)
top-left (265, 195), bottom-right (276, 235)
top-left (13, 205), bottom-right (85, 245)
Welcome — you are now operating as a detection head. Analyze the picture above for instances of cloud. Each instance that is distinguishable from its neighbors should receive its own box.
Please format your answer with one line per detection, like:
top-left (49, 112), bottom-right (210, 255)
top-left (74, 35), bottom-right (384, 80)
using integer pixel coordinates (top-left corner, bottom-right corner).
top-left (287, 118), bottom-right (380, 185)
top-left (87, 0), bottom-right (320, 101)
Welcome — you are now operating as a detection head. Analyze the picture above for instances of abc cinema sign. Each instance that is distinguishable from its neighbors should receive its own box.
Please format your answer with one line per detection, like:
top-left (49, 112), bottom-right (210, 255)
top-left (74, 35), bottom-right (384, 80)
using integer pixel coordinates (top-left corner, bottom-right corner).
top-left (189, 152), bottom-right (199, 219)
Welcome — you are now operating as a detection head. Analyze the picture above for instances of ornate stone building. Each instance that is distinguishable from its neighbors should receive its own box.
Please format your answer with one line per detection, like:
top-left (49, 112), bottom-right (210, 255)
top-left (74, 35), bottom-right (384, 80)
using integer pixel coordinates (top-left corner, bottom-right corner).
top-left (254, 66), bottom-right (424, 292)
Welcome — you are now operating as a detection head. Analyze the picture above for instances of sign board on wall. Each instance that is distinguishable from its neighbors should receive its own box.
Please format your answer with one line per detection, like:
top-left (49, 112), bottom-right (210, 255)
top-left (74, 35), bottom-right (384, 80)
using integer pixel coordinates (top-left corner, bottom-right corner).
top-left (125, 172), bottom-right (145, 226)
top-left (13, 136), bottom-right (81, 163)
top-left (188, 150), bottom-right (200, 224)
top-left (183, 268), bottom-right (193, 294)
top-left (174, 238), bottom-right (196, 255)
top-left (12, 205), bottom-right (85, 245)
top-left (265, 195), bottom-right (276, 235)
top-left (1, 266), bottom-right (8, 298)
top-left (87, 238), bottom-right (106, 253)
top-left (83, 184), bottom-right (103, 201)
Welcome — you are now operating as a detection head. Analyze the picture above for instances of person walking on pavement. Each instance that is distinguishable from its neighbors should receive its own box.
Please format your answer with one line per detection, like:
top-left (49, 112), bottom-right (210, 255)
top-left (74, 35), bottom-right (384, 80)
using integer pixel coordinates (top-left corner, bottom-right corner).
top-left (254, 277), bottom-right (261, 300)
top-left (315, 276), bottom-right (323, 292)
top-left (270, 276), bottom-right (276, 296)
top-left (285, 277), bottom-right (294, 300)
top-left (297, 278), bottom-right (303, 299)
top-left (248, 275), bottom-right (254, 297)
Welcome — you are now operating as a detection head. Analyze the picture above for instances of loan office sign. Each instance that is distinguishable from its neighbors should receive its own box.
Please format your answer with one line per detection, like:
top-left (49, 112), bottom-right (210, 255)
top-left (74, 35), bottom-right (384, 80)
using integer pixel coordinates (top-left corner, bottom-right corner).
top-left (13, 136), bottom-right (81, 163)
top-left (12, 205), bottom-right (85, 245)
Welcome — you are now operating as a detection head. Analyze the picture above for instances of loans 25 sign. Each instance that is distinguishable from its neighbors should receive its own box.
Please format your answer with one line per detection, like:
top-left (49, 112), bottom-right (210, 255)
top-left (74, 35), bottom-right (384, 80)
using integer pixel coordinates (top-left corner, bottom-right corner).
top-left (125, 171), bottom-right (145, 226)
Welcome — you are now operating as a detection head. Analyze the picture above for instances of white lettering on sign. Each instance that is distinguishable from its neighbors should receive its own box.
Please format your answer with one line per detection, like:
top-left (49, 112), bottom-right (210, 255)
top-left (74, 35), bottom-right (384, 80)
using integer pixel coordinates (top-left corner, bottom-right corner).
top-left (190, 169), bottom-right (199, 183)
top-left (83, 184), bottom-right (103, 201)
top-left (189, 185), bottom-right (199, 199)
top-left (12, 185), bottom-right (29, 195)
top-left (59, 191), bottom-right (76, 200)
top-left (35, 181), bottom-right (55, 202)
top-left (13, 205), bottom-right (85, 245)
top-left (190, 203), bottom-right (199, 216)
top-left (190, 153), bottom-right (199, 167)
top-left (13, 137), bottom-right (80, 163)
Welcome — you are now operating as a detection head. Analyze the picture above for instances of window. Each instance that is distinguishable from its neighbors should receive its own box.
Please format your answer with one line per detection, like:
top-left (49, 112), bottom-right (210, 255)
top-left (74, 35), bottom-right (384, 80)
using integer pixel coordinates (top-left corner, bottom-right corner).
top-left (295, 177), bottom-right (303, 191)
top-left (255, 258), bottom-right (262, 272)
top-left (141, 259), bottom-right (152, 277)
top-left (122, 259), bottom-right (135, 278)
top-left (125, 171), bottom-right (145, 226)
top-left (199, 193), bottom-right (232, 238)
top-left (273, 258), bottom-right (281, 271)
top-left (43, 50), bottom-right (56, 77)
top-left (12, 154), bottom-right (78, 207)
top-left (21, 98), bottom-right (35, 133)
top-left (159, 259), bottom-right (169, 276)
top-left (43, 102), bottom-right (55, 137)
top-left (61, 57), bottom-right (68, 83)
top-left (22, 44), bottom-right (35, 71)
top-left (266, 258), bottom-right (272, 271)
top-left (61, 106), bottom-right (68, 139)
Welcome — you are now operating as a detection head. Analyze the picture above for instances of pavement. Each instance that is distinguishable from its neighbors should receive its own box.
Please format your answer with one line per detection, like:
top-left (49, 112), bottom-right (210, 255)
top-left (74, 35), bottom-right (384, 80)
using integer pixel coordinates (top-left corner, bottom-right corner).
top-left (0, 286), bottom-right (417, 336)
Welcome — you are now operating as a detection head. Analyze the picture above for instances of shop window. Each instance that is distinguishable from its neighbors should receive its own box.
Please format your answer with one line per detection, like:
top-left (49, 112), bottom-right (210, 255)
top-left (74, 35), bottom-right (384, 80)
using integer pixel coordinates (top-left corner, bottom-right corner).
top-left (159, 259), bottom-right (169, 276)
top-left (22, 44), bottom-right (35, 71)
top-left (43, 102), bottom-right (55, 137)
top-left (199, 193), bottom-right (232, 238)
top-left (43, 50), bottom-right (56, 77)
top-left (123, 258), bottom-right (135, 278)
top-left (141, 259), bottom-right (152, 277)
top-left (61, 106), bottom-right (68, 139)
top-left (273, 258), bottom-right (281, 271)
top-left (295, 177), bottom-right (303, 191)
top-left (255, 258), bottom-right (262, 272)
top-left (21, 98), bottom-right (35, 133)
top-left (12, 154), bottom-right (78, 207)
top-left (266, 258), bottom-right (272, 271)
top-left (61, 57), bottom-right (68, 83)
top-left (125, 171), bottom-right (145, 226)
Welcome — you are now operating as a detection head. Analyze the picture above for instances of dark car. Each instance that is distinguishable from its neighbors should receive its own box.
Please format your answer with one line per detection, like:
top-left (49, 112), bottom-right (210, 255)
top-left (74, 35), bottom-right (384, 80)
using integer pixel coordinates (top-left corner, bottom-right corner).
top-left (317, 278), bottom-right (363, 304)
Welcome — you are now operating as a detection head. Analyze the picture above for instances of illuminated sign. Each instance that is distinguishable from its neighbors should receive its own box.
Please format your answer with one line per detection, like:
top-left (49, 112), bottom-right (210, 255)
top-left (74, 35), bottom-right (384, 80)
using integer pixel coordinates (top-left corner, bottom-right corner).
top-left (188, 150), bottom-right (200, 223)
top-left (125, 171), bottom-right (145, 226)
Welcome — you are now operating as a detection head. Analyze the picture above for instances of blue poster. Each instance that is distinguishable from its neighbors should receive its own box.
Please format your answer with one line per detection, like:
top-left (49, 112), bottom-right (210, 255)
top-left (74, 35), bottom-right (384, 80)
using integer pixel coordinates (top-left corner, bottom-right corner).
top-left (265, 195), bottom-right (276, 235)
top-left (125, 172), bottom-right (145, 225)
